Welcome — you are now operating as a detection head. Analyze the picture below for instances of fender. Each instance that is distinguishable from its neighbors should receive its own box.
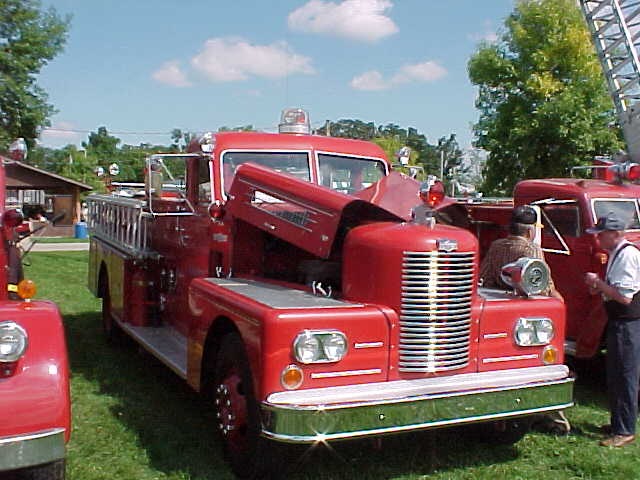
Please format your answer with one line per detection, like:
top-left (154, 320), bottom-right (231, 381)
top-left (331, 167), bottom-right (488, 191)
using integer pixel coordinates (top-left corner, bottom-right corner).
top-left (0, 300), bottom-right (71, 442)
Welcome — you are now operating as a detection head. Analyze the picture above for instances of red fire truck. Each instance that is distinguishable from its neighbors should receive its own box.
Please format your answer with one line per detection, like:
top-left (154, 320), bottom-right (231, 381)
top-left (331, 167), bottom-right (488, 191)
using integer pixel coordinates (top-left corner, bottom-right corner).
top-left (0, 148), bottom-right (70, 479)
top-left (461, 2), bottom-right (640, 360)
top-left (87, 109), bottom-right (573, 478)
top-left (463, 161), bottom-right (640, 359)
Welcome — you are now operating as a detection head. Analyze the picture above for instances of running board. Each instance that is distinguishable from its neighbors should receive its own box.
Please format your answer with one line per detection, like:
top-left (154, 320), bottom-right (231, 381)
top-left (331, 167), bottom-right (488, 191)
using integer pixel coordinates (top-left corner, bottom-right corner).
top-left (119, 322), bottom-right (188, 379)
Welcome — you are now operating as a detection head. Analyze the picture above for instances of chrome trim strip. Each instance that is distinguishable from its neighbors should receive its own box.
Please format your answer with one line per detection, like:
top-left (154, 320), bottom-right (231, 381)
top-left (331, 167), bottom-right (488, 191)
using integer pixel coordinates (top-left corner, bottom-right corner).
top-left (268, 365), bottom-right (569, 405)
top-left (483, 354), bottom-right (539, 364)
top-left (0, 428), bottom-right (65, 471)
top-left (354, 342), bottom-right (384, 349)
top-left (310, 368), bottom-right (382, 379)
top-left (262, 371), bottom-right (573, 443)
top-left (484, 333), bottom-right (508, 339)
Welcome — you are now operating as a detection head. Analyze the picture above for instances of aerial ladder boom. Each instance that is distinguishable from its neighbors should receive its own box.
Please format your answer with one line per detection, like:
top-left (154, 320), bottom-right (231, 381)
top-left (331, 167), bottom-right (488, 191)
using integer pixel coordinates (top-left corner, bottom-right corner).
top-left (580, 0), bottom-right (640, 161)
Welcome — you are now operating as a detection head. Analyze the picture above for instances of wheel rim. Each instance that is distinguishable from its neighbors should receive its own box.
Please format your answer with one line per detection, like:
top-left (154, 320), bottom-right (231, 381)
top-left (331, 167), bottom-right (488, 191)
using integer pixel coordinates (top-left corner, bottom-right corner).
top-left (215, 368), bottom-right (249, 454)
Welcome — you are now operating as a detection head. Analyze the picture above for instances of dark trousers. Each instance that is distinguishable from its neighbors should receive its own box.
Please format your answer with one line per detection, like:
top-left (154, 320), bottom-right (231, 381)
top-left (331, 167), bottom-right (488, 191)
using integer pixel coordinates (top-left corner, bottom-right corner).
top-left (606, 318), bottom-right (640, 435)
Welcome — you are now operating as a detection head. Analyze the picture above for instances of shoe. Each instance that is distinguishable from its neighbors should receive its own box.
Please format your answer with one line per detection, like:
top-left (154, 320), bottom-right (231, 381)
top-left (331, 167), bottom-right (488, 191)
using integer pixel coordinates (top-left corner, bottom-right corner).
top-left (599, 434), bottom-right (635, 447)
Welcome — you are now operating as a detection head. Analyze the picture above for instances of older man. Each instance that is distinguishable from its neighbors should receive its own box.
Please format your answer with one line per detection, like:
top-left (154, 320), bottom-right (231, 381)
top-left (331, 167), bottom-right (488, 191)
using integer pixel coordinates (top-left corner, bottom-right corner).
top-left (585, 212), bottom-right (640, 447)
top-left (480, 205), bottom-right (563, 301)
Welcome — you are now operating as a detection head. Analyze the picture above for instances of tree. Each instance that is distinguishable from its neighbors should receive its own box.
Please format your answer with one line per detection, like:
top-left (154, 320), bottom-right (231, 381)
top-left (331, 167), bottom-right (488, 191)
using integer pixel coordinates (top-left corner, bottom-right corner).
top-left (0, 0), bottom-right (70, 149)
top-left (468, 0), bottom-right (622, 194)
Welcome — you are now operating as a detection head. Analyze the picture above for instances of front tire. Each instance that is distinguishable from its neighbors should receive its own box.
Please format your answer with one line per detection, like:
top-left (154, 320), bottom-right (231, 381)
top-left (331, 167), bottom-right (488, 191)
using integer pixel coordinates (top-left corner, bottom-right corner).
top-left (212, 333), bottom-right (275, 479)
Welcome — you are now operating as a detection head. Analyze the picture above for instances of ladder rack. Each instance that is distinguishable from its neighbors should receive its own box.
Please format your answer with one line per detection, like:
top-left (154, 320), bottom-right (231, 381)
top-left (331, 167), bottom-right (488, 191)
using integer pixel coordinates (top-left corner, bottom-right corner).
top-left (580, 0), bottom-right (640, 161)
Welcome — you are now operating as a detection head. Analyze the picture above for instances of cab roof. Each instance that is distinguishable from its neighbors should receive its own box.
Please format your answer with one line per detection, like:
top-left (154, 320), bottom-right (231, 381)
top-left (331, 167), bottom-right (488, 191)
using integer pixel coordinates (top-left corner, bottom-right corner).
top-left (198, 131), bottom-right (389, 161)
top-left (516, 177), bottom-right (640, 199)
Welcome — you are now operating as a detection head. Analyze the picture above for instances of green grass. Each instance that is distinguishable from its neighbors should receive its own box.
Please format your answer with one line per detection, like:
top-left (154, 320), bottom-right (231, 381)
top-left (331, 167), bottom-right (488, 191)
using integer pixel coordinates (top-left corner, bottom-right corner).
top-left (25, 251), bottom-right (640, 479)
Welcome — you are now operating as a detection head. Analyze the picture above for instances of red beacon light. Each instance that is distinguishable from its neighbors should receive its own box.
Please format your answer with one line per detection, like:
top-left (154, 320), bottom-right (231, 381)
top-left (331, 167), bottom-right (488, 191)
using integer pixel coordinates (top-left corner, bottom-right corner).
top-left (420, 178), bottom-right (446, 207)
top-left (608, 161), bottom-right (640, 183)
top-left (278, 108), bottom-right (310, 135)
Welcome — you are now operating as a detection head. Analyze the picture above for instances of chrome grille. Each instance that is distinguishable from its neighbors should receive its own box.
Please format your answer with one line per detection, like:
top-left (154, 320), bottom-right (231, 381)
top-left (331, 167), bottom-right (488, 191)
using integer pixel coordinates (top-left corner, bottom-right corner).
top-left (399, 251), bottom-right (475, 373)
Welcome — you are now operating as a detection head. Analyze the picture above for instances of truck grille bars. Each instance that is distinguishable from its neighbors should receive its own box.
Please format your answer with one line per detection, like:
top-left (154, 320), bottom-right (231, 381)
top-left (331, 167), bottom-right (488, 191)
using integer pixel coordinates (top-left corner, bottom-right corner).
top-left (399, 251), bottom-right (474, 373)
top-left (87, 195), bottom-right (153, 258)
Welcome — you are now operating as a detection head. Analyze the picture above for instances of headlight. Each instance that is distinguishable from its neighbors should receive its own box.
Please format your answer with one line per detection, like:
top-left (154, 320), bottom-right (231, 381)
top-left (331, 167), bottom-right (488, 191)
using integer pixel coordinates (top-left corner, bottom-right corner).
top-left (514, 317), bottom-right (555, 346)
top-left (500, 257), bottom-right (550, 296)
top-left (293, 330), bottom-right (347, 364)
top-left (0, 321), bottom-right (28, 362)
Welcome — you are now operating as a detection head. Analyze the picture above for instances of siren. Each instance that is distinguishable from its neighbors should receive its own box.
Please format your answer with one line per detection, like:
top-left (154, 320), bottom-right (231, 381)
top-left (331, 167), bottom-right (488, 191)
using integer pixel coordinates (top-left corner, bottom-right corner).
top-left (278, 108), bottom-right (310, 135)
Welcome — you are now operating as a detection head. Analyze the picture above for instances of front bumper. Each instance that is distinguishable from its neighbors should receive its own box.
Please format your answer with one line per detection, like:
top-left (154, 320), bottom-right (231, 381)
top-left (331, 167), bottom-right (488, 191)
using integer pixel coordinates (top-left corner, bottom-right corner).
top-left (0, 428), bottom-right (66, 472)
top-left (262, 365), bottom-right (573, 443)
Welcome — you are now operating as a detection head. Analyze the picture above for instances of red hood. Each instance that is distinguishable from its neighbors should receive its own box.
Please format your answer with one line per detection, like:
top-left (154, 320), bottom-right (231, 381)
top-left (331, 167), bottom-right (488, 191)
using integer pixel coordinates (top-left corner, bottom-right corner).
top-left (353, 171), bottom-right (456, 221)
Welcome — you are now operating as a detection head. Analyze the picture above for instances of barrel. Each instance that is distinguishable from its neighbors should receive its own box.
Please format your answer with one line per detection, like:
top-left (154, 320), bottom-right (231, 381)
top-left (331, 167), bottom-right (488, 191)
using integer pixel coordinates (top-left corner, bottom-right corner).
top-left (74, 221), bottom-right (88, 239)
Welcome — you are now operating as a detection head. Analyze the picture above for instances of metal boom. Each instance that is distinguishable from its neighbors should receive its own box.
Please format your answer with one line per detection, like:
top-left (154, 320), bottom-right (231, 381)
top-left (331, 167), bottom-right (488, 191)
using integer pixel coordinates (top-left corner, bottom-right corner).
top-left (580, 0), bottom-right (640, 161)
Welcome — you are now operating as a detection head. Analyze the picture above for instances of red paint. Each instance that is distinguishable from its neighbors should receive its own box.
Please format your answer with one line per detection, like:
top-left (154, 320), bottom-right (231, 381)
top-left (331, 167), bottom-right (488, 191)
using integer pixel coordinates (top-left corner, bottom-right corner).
top-left (0, 301), bottom-right (71, 441)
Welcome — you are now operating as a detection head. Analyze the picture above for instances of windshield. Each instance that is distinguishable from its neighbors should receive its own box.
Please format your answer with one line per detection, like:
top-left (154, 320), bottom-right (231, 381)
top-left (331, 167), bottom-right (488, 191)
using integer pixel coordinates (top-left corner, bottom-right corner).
top-left (317, 153), bottom-right (386, 194)
top-left (592, 199), bottom-right (640, 230)
top-left (222, 151), bottom-right (310, 192)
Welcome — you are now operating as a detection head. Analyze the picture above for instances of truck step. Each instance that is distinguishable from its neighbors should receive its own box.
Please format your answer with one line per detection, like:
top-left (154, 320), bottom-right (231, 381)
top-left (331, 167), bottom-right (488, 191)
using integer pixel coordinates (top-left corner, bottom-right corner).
top-left (120, 323), bottom-right (187, 378)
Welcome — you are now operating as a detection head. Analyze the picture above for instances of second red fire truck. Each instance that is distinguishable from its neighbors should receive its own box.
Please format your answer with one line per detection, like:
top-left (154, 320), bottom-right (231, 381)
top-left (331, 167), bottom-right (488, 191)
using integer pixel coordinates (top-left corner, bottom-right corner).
top-left (87, 109), bottom-right (573, 478)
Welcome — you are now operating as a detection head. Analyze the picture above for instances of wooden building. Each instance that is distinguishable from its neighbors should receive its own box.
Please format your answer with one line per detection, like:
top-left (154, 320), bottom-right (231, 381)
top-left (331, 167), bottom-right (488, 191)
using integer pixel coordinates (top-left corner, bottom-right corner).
top-left (2, 157), bottom-right (92, 236)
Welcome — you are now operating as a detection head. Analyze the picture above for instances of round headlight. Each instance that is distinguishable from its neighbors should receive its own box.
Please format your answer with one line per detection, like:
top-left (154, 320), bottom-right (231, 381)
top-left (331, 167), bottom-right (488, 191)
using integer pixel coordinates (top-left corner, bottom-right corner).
top-left (514, 317), bottom-right (555, 346)
top-left (322, 332), bottom-right (347, 362)
top-left (535, 318), bottom-right (555, 344)
top-left (514, 320), bottom-right (536, 346)
top-left (294, 331), bottom-right (322, 364)
top-left (0, 321), bottom-right (28, 362)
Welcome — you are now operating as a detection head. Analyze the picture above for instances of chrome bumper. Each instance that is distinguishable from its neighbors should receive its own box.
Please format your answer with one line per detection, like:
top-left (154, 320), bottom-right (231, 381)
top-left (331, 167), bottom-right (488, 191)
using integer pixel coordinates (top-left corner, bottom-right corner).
top-left (0, 428), bottom-right (65, 472)
top-left (261, 365), bottom-right (573, 443)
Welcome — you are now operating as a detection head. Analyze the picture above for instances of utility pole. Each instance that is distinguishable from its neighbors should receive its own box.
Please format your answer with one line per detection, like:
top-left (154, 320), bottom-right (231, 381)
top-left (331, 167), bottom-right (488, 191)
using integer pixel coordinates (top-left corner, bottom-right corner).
top-left (440, 150), bottom-right (444, 179)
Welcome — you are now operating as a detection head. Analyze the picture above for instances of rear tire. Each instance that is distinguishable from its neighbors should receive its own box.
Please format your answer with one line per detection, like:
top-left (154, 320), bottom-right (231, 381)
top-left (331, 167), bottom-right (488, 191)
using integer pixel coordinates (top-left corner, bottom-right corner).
top-left (211, 333), bottom-right (280, 479)
top-left (18, 460), bottom-right (65, 480)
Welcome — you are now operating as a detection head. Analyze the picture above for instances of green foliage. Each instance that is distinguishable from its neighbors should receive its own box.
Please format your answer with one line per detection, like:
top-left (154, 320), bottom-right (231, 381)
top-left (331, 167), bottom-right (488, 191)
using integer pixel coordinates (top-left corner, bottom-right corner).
top-left (0, 0), bottom-right (70, 149)
top-left (468, 0), bottom-right (622, 194)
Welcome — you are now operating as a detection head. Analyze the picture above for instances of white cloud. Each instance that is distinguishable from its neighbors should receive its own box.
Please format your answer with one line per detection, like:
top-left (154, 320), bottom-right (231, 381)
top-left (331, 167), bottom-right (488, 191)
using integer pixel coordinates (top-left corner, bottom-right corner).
top-left (350, 60), bottom-right (447, 91)
top-left (39, 121), bottom-right (81, 144)
top-left (152, 60), bottom-right (192, 87)
top-left (350, 70), bottom-right (388, 91)
top-left (288, 0), bottom-right (398, 43)
top-left (391, 61), bottom-right (447, 84)
top-left (190, 37), bottom-right (314, 82)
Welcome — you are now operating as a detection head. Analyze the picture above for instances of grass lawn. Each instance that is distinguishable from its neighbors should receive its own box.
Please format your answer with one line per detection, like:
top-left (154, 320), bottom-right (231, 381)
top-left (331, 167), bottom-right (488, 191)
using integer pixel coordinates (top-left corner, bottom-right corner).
top-left (26, 251), bottom-right (640, 479)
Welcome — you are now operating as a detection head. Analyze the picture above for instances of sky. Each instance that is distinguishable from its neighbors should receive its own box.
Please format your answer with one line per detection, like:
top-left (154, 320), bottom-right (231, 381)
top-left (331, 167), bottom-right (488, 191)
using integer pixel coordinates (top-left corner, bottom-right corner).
top-left (38, 0), bottom-right (515, 150)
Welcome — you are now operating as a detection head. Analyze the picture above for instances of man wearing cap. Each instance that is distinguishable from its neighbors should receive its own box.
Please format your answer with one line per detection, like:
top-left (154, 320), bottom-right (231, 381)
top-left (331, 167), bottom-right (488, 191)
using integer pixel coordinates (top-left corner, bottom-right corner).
top-left (480, 205), bottom-right (563, 300)
top-left (585, 212), bottom-right (640, 447)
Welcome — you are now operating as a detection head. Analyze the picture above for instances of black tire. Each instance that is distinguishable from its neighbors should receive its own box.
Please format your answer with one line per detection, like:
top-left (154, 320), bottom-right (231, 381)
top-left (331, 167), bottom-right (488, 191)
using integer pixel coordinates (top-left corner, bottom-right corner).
top-left (470, 417), bottom-right (531, 445)
top-left (100, 275), bottom-right (121, 343)
top-left (212, 333), bottom-right (279, 479)
top-left (18, 460), bottom-right (65, 480)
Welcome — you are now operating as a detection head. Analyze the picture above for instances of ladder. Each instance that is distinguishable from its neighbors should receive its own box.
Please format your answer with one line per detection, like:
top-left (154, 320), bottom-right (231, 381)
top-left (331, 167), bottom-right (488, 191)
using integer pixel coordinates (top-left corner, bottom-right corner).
top-left (580, 0), bottom-right (640, 161)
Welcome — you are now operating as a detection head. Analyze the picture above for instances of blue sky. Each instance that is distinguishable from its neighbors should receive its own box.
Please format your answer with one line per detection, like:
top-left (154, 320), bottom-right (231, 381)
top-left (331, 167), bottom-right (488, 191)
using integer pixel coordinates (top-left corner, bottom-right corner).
top-left (38, 0), bottom-right (514, 150)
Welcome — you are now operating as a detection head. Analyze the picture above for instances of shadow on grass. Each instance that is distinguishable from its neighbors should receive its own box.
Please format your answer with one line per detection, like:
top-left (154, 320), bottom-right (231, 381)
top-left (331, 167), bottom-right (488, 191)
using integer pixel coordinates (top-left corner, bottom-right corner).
top-left (64, 312), bottom-right (232, 480)
top-left (65, 310), bottom-right (587, 480)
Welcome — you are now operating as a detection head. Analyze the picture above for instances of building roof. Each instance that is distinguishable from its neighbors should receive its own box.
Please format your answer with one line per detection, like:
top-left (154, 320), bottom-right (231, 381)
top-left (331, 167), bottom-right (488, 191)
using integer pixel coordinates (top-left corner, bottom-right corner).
top-left (1, 156), bottom-right (92, 191)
